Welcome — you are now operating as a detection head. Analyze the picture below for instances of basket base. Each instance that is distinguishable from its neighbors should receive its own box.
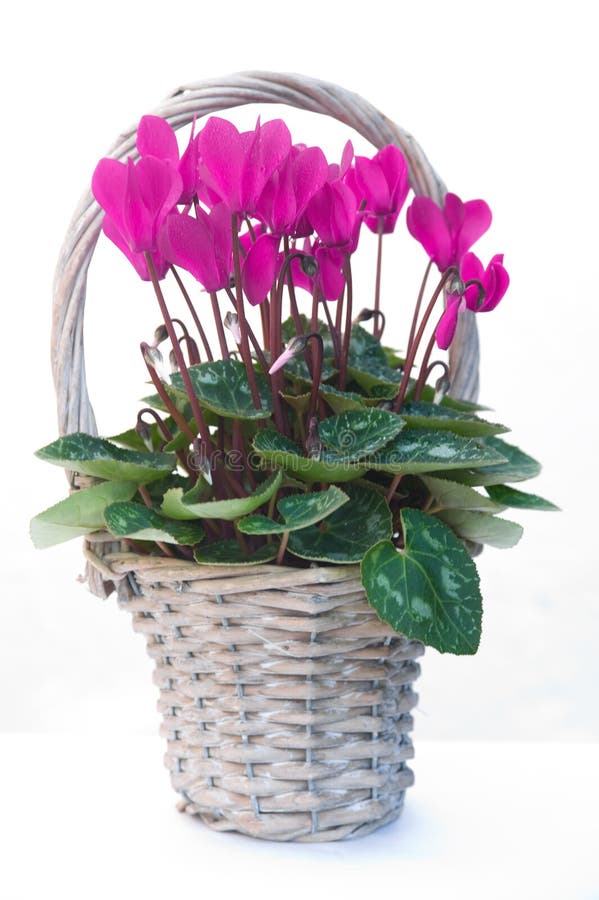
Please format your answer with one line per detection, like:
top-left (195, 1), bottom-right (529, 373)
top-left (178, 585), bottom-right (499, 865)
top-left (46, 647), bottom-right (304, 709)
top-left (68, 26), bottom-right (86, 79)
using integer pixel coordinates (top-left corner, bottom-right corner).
top-left (176, 784), bottom-right (411, 842)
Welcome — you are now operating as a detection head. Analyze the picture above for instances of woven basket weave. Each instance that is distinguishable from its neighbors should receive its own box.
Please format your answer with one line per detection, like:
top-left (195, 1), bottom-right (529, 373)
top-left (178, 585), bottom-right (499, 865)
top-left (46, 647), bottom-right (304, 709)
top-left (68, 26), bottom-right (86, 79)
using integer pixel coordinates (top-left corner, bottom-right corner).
top-left (52, 72), bottom-right (480, 842)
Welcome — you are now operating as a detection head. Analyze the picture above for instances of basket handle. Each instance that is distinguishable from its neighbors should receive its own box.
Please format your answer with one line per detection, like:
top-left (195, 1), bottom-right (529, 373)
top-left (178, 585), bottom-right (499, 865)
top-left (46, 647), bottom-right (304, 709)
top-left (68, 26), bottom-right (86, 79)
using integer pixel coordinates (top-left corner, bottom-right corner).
top-left (51, 71), bottom-right (479, 439)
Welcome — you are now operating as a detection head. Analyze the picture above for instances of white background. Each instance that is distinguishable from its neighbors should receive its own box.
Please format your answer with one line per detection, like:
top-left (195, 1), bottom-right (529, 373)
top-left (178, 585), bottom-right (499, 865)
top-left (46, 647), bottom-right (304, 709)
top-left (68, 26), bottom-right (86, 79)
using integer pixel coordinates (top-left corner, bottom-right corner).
top-left (1, 0), bottom-right (597, 803)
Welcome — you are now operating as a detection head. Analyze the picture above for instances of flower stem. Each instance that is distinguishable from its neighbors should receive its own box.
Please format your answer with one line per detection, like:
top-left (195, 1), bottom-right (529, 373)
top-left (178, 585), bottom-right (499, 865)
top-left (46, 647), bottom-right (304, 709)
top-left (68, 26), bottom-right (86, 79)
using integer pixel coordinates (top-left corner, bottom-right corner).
top-left (169, 265), bottom-right (213, 361)
top-left (407, 259), bottom-right (433, 354)
top-left (338, 254), bottom-right (354, 391)
top-left (210, 292), bottom-right (230, 359)
top-left (140, 343), bottom-right (195, 444)
top-left (145, 254), bottom-right (213, 448)
top-left (374, 222), bottom-right (384, 338)
top-left (393, 267), bottom-right (457, 412)
top-left (231, 215), bottom-right (262, 409)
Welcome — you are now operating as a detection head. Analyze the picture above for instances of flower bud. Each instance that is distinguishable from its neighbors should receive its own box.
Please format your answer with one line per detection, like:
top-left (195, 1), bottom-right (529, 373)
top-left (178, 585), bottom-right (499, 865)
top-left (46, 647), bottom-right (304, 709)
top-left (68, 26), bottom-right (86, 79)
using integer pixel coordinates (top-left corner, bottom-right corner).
top-left (224, 311), bottom-right (242, 345)
top-left (433, 373), bottom-right (451, 404)
top-left (300, 255), bottom-right (318, 277)
top-left (151, 324), bottom-right (169, 347)
top-left (268, 335), bottom-right (307, 374)
top-left (135, 419), bottom-right (154, 451)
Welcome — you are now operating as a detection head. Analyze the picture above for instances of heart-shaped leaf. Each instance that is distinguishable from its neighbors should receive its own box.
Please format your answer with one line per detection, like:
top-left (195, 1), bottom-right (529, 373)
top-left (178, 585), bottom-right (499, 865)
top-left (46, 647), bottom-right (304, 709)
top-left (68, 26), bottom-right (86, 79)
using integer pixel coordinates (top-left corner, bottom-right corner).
top-left (287, 483), bottom-right (392, 562)
top-left (171, 359), bottom-right (272, 419)
top-left (361, 509), bottom-right (482, 655)
top-left (30, 481), bottom-right (137, 549)
top-left (104, 502), bottom-right (205, 545)
top-left (238, 486), bottom-right (349, 534)
top-left (364, 429), bottom-right (507, 475)
top-left (317, 409), bottom-right (405, 461)
top-left (194, 540), bottom-right (279, 566)
top-left (437, 509), bottom-right (523, 549)
top-left (319, 385), bottom-right (368, 413)
top-left (421, 475), bottom-right (504, 512)
top-left (486, 484), bottom-right (559, 511)
top-left (252, 430), bottom-right (367, 483)
top-left (401, 402), bottom-right (508, 437)
top-left (161, 470), bottom-right (283, 520)
top-left (441, 437), bottom-right (541, 486)
top-left (35, 434), bottom-right (176, 483)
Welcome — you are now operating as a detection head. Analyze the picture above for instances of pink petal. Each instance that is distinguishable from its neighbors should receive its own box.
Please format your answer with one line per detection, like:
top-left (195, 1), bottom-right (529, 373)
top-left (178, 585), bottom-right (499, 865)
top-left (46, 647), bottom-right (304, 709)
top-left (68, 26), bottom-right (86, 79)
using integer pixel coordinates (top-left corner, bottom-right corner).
top-left (92, 158), bottom-right (128, 232)
top-left (354, 156), bottom-right (390, 213)
top-left (480, 255), bottom-right (509, 312)
top-left (209, 202), bottom-right (233, 285)
top-left (407, 196), bottom-right (452, 270)
top-left (160, 211), bottom-right (221, 291)
top-left (197, 117), bottom-right (244, 210)
top-left (242, 234), bottom-right (281, 305)
top-left (316, 247), bottom-right (345, 300)
top-left (455, 199), bottom-right (492, 260)
top-left (241, 119), bottom-right (292, 213)
top-left (436, 297), bottom-right (464, 350)
top-left (292, 146), bottom-right (329, 217)
top-left (103, 215), bottom-right (168, 281)
top-left (178, 134), bottom-right (199, 204)
top-left (443, 193), bottom-right (465, 239)
top-left (136, 115), bottom-right (179, 164)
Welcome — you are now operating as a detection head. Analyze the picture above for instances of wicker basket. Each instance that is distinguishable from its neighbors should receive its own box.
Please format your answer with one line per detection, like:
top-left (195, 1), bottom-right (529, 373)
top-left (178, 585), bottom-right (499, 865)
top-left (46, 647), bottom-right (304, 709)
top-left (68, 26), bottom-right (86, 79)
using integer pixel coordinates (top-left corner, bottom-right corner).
top-left (52, 72), bottom-right (480, 842)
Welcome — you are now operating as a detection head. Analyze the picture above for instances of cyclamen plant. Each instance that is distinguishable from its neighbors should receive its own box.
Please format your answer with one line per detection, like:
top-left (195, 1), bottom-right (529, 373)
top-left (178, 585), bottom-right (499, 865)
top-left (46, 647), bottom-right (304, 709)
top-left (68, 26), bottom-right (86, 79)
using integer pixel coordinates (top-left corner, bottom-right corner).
top-left (32, 114), bottom-right (556, 655)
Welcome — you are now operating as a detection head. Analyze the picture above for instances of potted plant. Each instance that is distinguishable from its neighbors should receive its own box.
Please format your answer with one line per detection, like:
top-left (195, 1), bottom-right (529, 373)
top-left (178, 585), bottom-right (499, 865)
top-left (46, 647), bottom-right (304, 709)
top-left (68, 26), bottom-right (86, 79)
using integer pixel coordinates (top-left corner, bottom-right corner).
top-left (32, 73), bottom-right (555, 842)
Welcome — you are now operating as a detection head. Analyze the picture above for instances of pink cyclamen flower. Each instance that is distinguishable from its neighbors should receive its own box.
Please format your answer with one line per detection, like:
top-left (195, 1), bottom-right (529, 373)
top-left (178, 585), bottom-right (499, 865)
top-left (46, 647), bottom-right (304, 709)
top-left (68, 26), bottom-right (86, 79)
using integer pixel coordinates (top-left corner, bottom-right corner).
top-left (242, 145), bottom-right (329, 306)
top-left (407, 192), bottom-right (492, 272)
top-left (92, 156), bottom-right (182, 254)
top-left (137, 114), bottom-right (199, 204)
top-left (346, 144), bottom-right (410, 234)
top-left (196, 117), bottom-right (292, 215)
top-left (436, 252), bottom-right (510, 350)
top-left (159, 202), bottom-right (232, 293)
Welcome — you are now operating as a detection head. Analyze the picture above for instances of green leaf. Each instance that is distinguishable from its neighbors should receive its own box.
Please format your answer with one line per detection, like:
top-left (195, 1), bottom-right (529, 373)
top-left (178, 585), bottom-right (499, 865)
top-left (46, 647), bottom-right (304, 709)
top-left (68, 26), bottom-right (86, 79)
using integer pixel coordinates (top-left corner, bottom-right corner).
top-left (238, 486), bottom-right (349, 534)
top-left (280, 392), bottom-right (311, 414)
top-left (442, 437), bottom-right (542, 486)
top-left (347, 324), bottom-right (388, 367)
top-left (252, 430), bottom-right (367, 483)
top-left (347, 362), bottom-right (401, 398)
top-left (401, 402), bottom-right (508, 437)
top-left (421, 475), bottom-right (504, 512)
top-left (319, 385), bottom-right (368, 413)
top-left (437, 509), bottom-right (523, 549)
top-left (104, 502), bottom-right (205, 545)
top-left (318, 409), bottom-right (405, 461)
top-left (361, 509), bottom-right (482, 655)
top-left (35, 433), bottom-right (176, 483)
top-left (171, 359), bottom-right (272, 420)
top-left (30, 481), bottom-right (137, 549)
top-left (194, 540), bottom-right (279, 566)
top-left (287, 484), bottom-right (392, 563)
top-left (486, 484), bottom-right (559, 511)
top-left (364, 429), bottom-right (507, 475)
top-left (161, 470), bottom-right (283, 521)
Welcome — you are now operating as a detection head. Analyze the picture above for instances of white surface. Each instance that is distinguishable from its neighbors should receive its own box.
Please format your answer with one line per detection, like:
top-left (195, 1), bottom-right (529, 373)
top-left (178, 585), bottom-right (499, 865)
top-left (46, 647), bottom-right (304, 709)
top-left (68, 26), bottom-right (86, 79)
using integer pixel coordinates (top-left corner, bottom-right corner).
top-left (2, 736), bottom-right (597, 900)
top-left (2, 0), bottom-right (598, 744)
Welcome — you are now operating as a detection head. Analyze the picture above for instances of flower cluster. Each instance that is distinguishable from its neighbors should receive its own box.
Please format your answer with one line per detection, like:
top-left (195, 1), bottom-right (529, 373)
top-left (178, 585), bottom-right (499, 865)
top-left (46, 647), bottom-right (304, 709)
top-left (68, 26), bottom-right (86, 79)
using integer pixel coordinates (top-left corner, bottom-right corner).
top-left (91, 114), bottom-right (508, 355)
